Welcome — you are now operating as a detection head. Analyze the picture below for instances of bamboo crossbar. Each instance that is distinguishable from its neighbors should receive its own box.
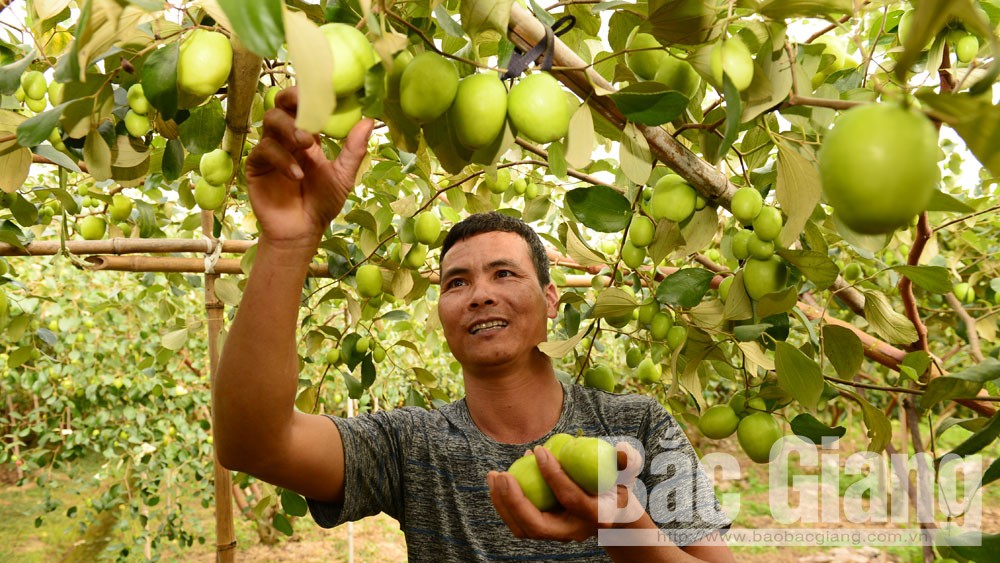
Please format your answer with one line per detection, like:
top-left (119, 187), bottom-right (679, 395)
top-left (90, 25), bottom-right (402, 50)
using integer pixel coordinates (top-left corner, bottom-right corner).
top-left (0, 239), bottom-right (255, 257)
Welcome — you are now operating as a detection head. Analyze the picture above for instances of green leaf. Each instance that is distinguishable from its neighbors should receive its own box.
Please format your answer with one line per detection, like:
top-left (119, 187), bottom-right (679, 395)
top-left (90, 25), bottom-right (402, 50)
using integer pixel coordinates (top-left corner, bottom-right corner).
top-left (776, 248), bottom-right (839, 288)
top-left (83, 129), bottom-right (112, 182)
top-left (982, 457), bottom-right (1000, 487)
top-left (0, 52), bottom-right (37, 96)
top-left (949, 532), bottom-right (1000, 562)
top-left (564, 103), bottom-right (594, 169)
top-left (890, 265), bottom-right (953, 294)
top-left (32, 145), bottom-right (80, 172)
top-left (774, 342), bottom-right (824, 409)
top-left (619, 122), bottom-right (652, 185)
top-left (592, 287), bottom-right (638, 319)
top-left (460, 0), bottom-right (515, 39)
top-left (925, 189), bottom-right (975, 213)
top-left (845, 391), bottom-right (893, 452)
top-left (161, 328), bottom-right (188, 351)
top-left (343, 371), bottom-right (364, 400)
top-left (822, 324), bottom-right (862, 380)
top-left (285, 7), bottom-right (335, 134)
top-left (218, 0), bottom-right (284, 58)
top-left (538, 326), bottom-right (590, 359)
top-left (565, 185), bottom-right (631, 233)
top-left (712, 75), bottom-right (742, 164)
top-left (755, 286), bottom-right (799, 318)
top-left (656, 268), bottom-right (715, 308)
top-left (775, 138), bottom-right (821, 248)
top-left (213, 278), bottom-right (242, 306)
top-left (723, 270), bottom-right (753, 321)
top-left (162, 138), bottom-right (184, 181)
top-left (862, 290), bottom-right (918, 344)
top-left (758, 0), bottom-right (852, 19)
top-left (921, 358), bottom-right (1000, 411)
top-left (790, 413), bottom-right (846, 445)
top-left (733, 323), bottom-right (772, 342)
top-left (280, 489), bottom-right (308, 517)
top-left (609, 82), bottom-right (689, 126)
top-left (943, 410), bottom-right (1000, 459)
top-left (179, 98), bottom-right (226, 155)
top-left (546, 141), bottom-right (567, 178)
top-left (140, 42), bottom-right (179, 120)
top-left (433, 5), bottom-right (466, 37)
top-left (412, 367), bottom-right (437, 387)
top-left (16, 106), bottom-right (66, 148)
top-left (271, 512), bottom-right (294, 536)
top-left (10, 192), bottom-right (38, 227)
top-left (643, 0), bottom-right (717, 46)
top-left (294, 385), bottom-right (318, 413)
top-left (917, 91), bottom-right (1000, 176)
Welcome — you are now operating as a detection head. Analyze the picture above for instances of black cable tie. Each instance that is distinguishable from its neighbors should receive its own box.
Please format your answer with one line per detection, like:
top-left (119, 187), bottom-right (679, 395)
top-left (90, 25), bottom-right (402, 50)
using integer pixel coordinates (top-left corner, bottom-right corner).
top-left (502, 15), bottom-right (577, 80)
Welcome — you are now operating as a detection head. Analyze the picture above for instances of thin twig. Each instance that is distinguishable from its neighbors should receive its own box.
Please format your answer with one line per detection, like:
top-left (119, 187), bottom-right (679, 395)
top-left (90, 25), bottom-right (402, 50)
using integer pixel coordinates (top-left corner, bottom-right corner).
top-left (898, 213), bottom-right (931, 353)
top-left (944, 293), bottom-right (985, 363)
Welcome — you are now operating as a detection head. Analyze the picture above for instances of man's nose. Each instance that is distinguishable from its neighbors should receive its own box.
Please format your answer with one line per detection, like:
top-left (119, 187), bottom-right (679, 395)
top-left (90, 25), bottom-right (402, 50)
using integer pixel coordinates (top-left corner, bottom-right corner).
top-left (468, 282), bottom-right (496, 308)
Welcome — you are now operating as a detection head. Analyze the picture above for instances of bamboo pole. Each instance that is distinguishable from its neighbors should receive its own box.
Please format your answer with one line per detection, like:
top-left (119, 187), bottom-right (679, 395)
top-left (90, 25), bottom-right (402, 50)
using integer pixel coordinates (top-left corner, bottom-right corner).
top-left (0, 239), bottom-right (255, 257)
top-left (209, 33), bottom-right (261, 563)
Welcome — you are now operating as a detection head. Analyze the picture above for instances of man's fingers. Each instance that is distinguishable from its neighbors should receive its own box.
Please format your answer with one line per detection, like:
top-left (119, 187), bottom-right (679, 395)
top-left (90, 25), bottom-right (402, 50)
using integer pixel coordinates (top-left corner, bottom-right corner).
top-left (328, 118), bottom-right (374, 178)
top-left (274, 86), bottom-right (299, 112)
top-left (262, 104), bottom-right (315, 152)
top-left (246, 137), bottom-right (305, 181)
top-left (534, 446), bottom-right (593, 515)
top-left (487, 472), bottom-right (527, 538)
top-left (616, 442), bottom-right (643, 484)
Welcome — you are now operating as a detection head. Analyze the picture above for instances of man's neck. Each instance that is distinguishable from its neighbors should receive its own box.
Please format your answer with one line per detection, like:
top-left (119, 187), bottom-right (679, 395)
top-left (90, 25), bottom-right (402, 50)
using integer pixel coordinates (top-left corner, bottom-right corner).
top-left (462, 359), bottom-right (564, 445)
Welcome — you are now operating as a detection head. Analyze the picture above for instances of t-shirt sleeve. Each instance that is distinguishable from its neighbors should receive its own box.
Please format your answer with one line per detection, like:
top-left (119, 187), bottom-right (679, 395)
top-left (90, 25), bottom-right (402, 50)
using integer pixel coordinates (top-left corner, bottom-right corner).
top-left (638, 400), bottom-right (732, 546)
top-left (306, 410), bottom-right (412, 528)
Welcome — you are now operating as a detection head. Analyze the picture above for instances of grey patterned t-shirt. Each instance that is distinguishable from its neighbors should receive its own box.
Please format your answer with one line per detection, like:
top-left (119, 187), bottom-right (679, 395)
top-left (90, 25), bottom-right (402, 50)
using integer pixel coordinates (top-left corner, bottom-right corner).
top-left (307, 382), bottom-right (730, 561)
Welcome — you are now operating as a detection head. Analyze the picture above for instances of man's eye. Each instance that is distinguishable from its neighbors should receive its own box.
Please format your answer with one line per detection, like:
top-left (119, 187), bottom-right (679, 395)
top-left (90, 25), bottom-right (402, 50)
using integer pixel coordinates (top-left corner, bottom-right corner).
top-left (497, 270), bottom-right (513, 278)
top-left (446, 279), bottom-right (466, 288)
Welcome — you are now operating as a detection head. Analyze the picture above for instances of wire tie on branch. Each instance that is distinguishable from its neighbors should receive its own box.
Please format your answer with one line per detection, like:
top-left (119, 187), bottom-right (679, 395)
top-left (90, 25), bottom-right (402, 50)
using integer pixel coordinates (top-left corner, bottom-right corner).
top-left (204, 235), bottom-right (225, 275)
top-left (217, 540), bottom-right (237, 552)
top-left (501, 14), bottom-right (576, 79)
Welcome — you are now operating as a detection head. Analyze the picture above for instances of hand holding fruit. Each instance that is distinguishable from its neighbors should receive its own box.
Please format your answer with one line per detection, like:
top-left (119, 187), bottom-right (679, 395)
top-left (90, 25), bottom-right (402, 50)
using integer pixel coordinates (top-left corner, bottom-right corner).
top-left (245, 87), bottom-right (373, 252)
top-left (486, 439), bottom-right (644, 542)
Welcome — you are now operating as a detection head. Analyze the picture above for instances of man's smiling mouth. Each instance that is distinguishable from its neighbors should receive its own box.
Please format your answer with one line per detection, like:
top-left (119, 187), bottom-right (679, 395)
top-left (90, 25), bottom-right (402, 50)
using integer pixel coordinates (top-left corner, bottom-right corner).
top-left (470, 320), bottom-right (508, 334)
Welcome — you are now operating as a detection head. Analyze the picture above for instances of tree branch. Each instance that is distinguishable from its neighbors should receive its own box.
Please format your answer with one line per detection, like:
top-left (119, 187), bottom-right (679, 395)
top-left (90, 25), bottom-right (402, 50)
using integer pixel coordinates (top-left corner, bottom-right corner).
top-left (944, 293), bottom-right (985, 363)
top-left (514, 139), bottom-right (616, 189)
top-left (898, 213), bottom-right (931, 353)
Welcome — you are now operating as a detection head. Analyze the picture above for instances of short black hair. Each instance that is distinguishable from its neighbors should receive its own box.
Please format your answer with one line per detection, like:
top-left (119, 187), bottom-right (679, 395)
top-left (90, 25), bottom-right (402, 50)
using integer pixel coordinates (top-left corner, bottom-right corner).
top-left (439, 211), bottom-right (551, 287)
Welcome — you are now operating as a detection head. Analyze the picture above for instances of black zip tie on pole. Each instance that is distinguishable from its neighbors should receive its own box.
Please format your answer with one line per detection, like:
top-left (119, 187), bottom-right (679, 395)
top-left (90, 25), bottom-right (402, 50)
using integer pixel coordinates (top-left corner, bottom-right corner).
top-left (502, 15), bottom-right (576, 80)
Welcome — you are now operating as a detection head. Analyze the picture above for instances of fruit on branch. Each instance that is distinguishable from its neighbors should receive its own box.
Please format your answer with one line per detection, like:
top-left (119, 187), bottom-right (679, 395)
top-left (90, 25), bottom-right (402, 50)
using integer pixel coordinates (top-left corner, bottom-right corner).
top-left (78, 216), bottom-right (107, 240)
top-left (450, 73), bottom-right (508, 149)
top-left (625, 31), bottom-right (666, 81)
top-left (20, 70), bottom-right (46, 100)
top-left (698, 405), bottom-right (740, 439)
top-left (400, 52), bottom-right (459, 124)
top-left (507, 72), bottom-right (573, 144)
top-left (718, 275), bottom-right (734, 301)
top-left (666, 325), bottom-right (686, 350)
top-left (47, 81), bottom-right (64, 105)
top-left (177, 29), bottom-right (233, 98)
top-left (628, 216), bottom-right (655, 248)
top-left (636, 357), bottom-right (661, 383)
top-left (731, 187), bottom-right (763, 224)
top-left (653, 54), bottom-right (701, 99)
top-left (322, 94), bottom-right (363, 139)
top-left (199, 149), bottom-right (234, 186)
top-left (413, 212), bottom-right (442, 245)
top-left (650, 175), bottom-right (696, 223)
top-left (194, 178), bottom-right (226, 211)
top-left (356, 264), bottom-right (383, 298)
top-left (712, 37), bottom-right (754, 91)
top-left (263, 86), bottom-right (280, 110)
top-left (484, 168), bottom-right (511, 194)
top-left (953, 282), bottom-right (975, 304)
top-left (843, 262), bottom-right (863, 281)
top-left (818, 103), bottom-right (939, 234)
top-left (124, 110), bottom-right (150, 137)
top-left (127, 84), bottom-right (150, 115)
top-left (752, 206), bottom-right (783, 242)
top-left (109, 194), bottom-right (133, 223)
top-left (743, 256), bottom-right (788, 300)
top-left (737, 412), bottom-right (783, 463)
top-left (621, 241), bottom-right (645, 269)
top-left (404, 243), bottom-right (428, 269)
top-left (25, 96), bottom-right (47, 113)
top-left (319, 23), bottom-right (377, 97)
top-left (650, 311), bottom-right (673, 340)
top-left (584, 364), bottom-right (616, 392)
top-left (955, 33), bottom-right (979, 63)
top-left (747, 233), bottom-right (774, 260)
top-left (730, 229), bottom-right (752, 260)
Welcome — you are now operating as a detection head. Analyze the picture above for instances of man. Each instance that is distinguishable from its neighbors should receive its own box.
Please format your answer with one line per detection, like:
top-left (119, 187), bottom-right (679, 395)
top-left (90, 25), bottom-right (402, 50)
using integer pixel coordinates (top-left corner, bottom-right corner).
top-left (215, 88), bottom-right (734, 562)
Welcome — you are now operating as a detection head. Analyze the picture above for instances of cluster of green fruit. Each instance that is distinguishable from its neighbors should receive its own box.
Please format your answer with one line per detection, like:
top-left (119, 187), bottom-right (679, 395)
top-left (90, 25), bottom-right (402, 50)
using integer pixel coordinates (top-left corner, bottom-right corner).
top-left (318, 23), bottom-right (378, 138)
top-left (625, 31), bottom-right (754, 94)
top-left (124, 84), bottom-right (152, 137)
top-left (697, 394), bottom-right (783, 464)
top-left (619, 174), bottom-right (707, 270)
top-left (73, 184), bottom-right (133, 240)
top-left (479, 169), bottom-right (545, 200)
top-left (193, 149), bottom-right (235, 211)
top-left (353, 211), bottom-right (442, 299)
top-left (507, 433), bottom-right (618, 511)
top-left (722, 187), bottom-right (789, 301)
top-left (14, 70), bottom-right (61, 113)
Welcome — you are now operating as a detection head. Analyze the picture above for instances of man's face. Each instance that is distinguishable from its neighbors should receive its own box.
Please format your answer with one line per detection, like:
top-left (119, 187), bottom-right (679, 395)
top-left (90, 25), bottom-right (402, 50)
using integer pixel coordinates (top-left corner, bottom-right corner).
top-left (437, 231), bottom-right (558, 372)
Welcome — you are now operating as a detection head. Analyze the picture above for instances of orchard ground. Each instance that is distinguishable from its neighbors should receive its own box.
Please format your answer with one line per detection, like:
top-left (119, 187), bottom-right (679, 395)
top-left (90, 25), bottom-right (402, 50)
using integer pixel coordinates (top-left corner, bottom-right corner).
top-left (2, 420), bottom-right (996, 562)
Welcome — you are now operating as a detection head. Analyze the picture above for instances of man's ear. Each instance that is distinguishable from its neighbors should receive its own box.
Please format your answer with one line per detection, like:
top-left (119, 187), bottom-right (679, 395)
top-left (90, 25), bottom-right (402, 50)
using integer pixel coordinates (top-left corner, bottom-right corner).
top-left (545, 283), bottom-right (559, 319)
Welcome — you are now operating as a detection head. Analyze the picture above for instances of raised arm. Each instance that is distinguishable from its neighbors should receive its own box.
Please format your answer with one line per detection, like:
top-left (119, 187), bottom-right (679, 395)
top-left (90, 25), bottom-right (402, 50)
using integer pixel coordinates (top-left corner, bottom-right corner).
top-left (214, 88), bottom-right (373, 503)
